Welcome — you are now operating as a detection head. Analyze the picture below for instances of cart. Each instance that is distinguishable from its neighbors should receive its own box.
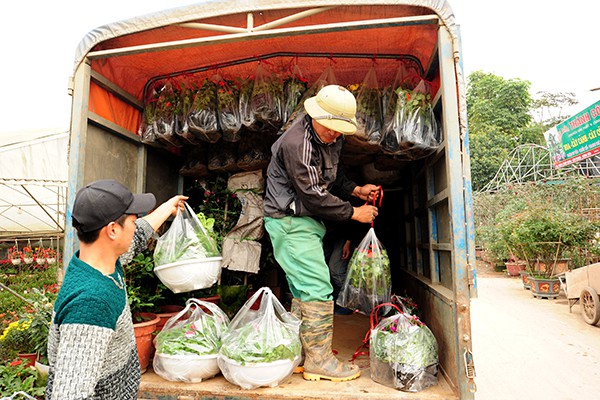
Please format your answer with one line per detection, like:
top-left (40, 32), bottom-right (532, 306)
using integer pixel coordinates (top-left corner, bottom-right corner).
top-left (563, 262), bottom-right (600, 325)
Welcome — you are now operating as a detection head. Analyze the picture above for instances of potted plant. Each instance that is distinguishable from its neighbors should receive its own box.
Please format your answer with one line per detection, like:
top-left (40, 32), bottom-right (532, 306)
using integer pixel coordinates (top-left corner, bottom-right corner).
top-left (7, 246), bottom-right (22, 266)
top-left (22, 246), bottom-right (34, 265)
top-left (45, 247), bottom-right (57, 264)
top-left (499, 202), bottom-right (598, 299)
top-left (0, 288), bottom-right (54, 368)
top-left (35, 247), bottom-right (46, 265)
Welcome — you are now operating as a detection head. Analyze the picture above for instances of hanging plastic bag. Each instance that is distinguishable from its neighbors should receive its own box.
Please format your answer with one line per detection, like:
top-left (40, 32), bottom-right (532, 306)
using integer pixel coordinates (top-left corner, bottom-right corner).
top-left (153, 203), bottom-right (222, 293)
top-left (141, 81), bottom-right (182, 148)
top-left (380, 79), bottom-right (441, 160)
top-left (381, 61), bottom-right (421, 138)
top-left (282, 63), bottom-right (309, 124)
top-left (214, 74), bottom-right (242, 142)
top-left (279, 64), bottom-right (338, 134)
top-left (236, 130), bottom-right (273, 171)
top-left (154, 203), bottom-right (220, 265)
top-left (249, 62), bottom-right (284, 134)
top-left (188, 78), bottom-right (221, 143)
top-left (153, 298), bottom-right (230, 383)
top-left (238, 76), bottom-right (256, 131)
top-left (337, 226), bottom-right (391, 315)
top-left (353, 65), bottom-right (383, 144)
top-left (207, 140), bottom-right (239, 173)
top-left (218, 287), bottom-right (302, 389)
top-left (175, 80), bottom-right (200, 145)
top-left (370, 304), bottom-right (438, 392)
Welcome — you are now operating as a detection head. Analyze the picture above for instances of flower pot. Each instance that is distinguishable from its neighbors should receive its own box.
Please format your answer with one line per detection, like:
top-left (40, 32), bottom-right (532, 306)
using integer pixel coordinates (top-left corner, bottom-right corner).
top-left (10, 258), bottom-right (21, 266)
top-left (35, 360), bottom-right (50, 377)
top-left (23, 257), bottom-right (34, 265)
top-left (36, 258), bottom-right (46, 265)
top-left (17, 352), bottom-right (38, 368)
top-left (530, 277), bottom-right (561, 299)
top-left (505, 261), bottom-right (526, 277)
top-left (520, 271), bottom-right (531, 290)
top-left (133, 312), bottom-right (160, 374)
top-left (156, 305), bottom-right (185, 331)
top-left (47, 257), bottom-right (56, 264)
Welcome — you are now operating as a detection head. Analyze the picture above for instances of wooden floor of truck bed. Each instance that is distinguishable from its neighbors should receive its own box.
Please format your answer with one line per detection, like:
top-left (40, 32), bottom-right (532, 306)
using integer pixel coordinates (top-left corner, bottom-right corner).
top-left (138, 313), bottom-right (458, 400)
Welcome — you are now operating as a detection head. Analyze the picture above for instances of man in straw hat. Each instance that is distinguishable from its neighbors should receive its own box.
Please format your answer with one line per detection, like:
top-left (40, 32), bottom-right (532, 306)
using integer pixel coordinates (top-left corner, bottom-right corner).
top-left (264, 84), bottom-right (379, 382)
top-left (46, 179), bottom-right (187, 399)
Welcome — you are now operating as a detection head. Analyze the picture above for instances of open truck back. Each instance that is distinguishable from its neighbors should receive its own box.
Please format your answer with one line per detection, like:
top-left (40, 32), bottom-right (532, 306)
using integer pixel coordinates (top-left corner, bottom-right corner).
top-left (65, 1), bottom-right (477, 398)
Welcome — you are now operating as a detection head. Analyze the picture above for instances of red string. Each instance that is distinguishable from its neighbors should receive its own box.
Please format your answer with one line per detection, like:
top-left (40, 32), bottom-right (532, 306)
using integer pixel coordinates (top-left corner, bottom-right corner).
top-left (350, 302), bottom-right (402, 362)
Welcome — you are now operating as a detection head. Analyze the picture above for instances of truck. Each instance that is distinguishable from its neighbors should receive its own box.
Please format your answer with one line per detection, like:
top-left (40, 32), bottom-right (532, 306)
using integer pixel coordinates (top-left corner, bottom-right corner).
top-left (65, 0), bottom-right (477, 398)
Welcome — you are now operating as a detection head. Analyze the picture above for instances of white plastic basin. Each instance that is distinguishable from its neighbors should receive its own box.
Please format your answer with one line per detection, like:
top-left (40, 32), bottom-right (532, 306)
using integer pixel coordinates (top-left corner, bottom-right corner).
top-left (154, 353), bottom-right (220, 383)
top-left (218, 355), bottom-right (298, 389)
top-left (154, 257), bottom-right (222, 293)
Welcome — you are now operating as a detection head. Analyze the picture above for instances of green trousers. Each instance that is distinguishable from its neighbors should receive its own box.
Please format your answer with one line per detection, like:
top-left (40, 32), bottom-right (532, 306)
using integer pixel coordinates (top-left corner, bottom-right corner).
top-left (264, 216), bottom-right (333, 302)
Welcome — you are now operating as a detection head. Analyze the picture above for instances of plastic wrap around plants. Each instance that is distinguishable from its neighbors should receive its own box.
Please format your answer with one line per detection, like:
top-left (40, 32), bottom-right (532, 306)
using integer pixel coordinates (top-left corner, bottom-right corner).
top-left (218, 287), bottom-right (301, 389)
top-left (153, 298), bottom-right (230, 383)
top-left (351, 66), bottom-right (383, 144)
top-left (153, 203), bottom-right (222, 293)
top-left (370, 309), bottom-right (439, 392)
top-left (279, 64), bottom-right (337, 134)
top-left (380, 79), bottom-right (441, 160)
top-left (214, 74), bottom-right (243, 142)
top-left (188, 78), bottom-right (221, 143)
top-left (337, 227), bottom-right (392, 315)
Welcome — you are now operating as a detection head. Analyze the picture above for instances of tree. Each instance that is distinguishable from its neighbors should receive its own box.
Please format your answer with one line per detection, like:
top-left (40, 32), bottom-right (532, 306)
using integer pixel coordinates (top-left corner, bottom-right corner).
top-left (467, 71), bottom-right (534, 190)
top-left (532, 90), bottom-right (578, 132)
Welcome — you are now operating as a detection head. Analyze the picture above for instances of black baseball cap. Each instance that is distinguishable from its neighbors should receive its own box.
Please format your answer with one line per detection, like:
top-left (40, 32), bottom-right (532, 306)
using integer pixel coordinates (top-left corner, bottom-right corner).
top-left (72, 179), bottom-right (156, 233)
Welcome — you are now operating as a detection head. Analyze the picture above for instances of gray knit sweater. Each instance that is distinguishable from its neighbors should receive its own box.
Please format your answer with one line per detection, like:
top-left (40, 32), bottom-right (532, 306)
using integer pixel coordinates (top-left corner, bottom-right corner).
top-left (46, 219), bottom-right (154, 399)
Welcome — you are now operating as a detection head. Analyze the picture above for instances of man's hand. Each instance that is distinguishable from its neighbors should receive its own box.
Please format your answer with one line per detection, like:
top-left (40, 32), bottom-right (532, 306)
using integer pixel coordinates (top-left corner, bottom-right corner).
top-left (352, 184), bottom-right (380, 202)
top-left (351, 204), bottom-right (379, 223)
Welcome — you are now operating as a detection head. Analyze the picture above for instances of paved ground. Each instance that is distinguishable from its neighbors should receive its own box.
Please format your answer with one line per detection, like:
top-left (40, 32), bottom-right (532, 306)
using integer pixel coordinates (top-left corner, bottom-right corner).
top-left (471, 265), bottom-right (600, 400)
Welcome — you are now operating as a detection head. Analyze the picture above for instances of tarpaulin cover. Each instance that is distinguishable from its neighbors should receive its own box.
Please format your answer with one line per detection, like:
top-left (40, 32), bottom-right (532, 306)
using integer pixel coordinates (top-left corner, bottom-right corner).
top-left (70, 0), bottom-right (466, 138)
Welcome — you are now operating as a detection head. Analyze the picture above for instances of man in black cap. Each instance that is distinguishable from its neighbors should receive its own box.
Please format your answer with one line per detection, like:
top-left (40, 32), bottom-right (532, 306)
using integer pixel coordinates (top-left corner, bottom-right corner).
top-left (46, 179), bottom-right (186, 400)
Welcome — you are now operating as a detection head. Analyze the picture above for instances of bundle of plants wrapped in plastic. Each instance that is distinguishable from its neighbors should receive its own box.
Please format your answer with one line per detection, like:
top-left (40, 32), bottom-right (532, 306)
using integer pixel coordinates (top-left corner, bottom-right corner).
top-left (153, 298), bottom-right (230, 382)
top-left (370, 304), bottom-right (438, 392)
top-left (214, 75), bottom-right (242, 142)
top-left (282, 64), bottom-right (309, 124)
top-left (278, 64), bottom-right (338, 134)
top-left (153, 203), bottom-right (222, 293)
top-left (349, 66), bottom-right (383, 144)
top-left (175, 80), bottom-right (200, 145)
top-left (337, 227), bottom-right (392, 315)
top-left (249, 63), bottom-right (284, 134)
top-left (188, 78), bottom-right (221, 143)
top-left (139, 81), bottom-right (182, 148)
top-left (380, 79), bottom-right (440, 160)
top-left (218, 287), bottom-right (301, 389)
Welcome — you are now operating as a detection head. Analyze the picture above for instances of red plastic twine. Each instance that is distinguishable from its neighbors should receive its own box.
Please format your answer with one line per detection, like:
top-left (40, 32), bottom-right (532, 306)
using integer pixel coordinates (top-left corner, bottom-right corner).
top-left (350, 302), bottom-right (402, 363)
top-left (368, 185), bottom-right (384, 228)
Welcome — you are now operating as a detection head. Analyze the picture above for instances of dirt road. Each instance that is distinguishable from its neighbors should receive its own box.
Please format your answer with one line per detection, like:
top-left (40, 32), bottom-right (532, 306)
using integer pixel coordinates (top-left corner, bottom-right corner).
top-left (471, 270), bottom-right (600, 400)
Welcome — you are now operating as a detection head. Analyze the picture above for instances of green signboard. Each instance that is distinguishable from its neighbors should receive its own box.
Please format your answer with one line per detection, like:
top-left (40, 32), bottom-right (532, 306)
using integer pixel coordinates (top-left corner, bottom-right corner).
top-left (544, 99), bottom-right (600, 168)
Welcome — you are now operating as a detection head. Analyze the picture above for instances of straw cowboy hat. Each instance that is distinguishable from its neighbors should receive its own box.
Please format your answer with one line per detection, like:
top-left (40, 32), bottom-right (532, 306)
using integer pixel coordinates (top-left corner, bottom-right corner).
top-left (304, 85), bottom-right (358, 135)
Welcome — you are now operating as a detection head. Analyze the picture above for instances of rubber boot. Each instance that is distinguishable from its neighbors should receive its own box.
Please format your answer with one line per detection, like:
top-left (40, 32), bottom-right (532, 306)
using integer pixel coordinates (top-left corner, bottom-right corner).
top-left (290, 298), bottom-right (305, 374)
top-left (299, 300), bottom-right (360, 382)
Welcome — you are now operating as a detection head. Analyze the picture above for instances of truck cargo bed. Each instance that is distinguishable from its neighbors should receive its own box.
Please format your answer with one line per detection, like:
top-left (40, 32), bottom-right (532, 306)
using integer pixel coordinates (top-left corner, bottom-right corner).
top-left (138, 313), bottom-right (457, 399)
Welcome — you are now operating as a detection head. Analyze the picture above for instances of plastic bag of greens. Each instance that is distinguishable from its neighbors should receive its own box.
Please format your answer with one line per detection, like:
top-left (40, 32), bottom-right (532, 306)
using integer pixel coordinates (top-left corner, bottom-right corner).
top-left (153, 298), bottom-right (230, 382)
top-left (154, 203), bottom-right (220, 266)
top-left (218, 287), bottom-right (301, 389)
top-left (380, 79), bottom-right (440, 160)
top-left (353, 66), bottom-right (383, 144)
top-left (188, 78), bottom-right (221, 143)
top-left (279, 64), bottom-right (337, 134)
top-left (282, 63), bottom-right (308, 124)
top-left (337, 227), bottom-right (391, 315)
top-left (370, 304), bottom-right (438, 392)
top-left (214, 74), bottom-right (242, 142)
top-left (249, 62), bottom-right (284, 134)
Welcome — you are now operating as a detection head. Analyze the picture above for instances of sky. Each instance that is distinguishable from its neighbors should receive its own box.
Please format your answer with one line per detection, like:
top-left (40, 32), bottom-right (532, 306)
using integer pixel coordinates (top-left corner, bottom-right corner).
top-left (0, 0), bottom-right (598, 136)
